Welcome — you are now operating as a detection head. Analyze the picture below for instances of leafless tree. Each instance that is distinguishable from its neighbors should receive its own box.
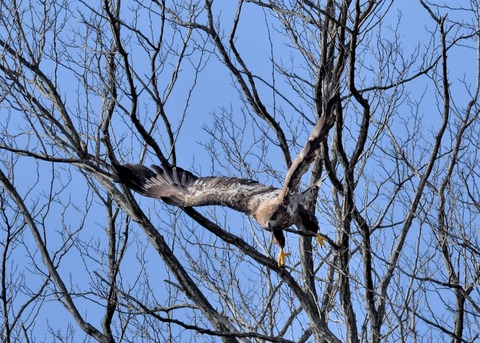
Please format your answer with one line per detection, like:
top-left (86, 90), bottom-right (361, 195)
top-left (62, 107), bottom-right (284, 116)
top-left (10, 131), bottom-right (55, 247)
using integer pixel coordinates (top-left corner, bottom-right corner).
top-left (1, 0), bottom-right (479, 342)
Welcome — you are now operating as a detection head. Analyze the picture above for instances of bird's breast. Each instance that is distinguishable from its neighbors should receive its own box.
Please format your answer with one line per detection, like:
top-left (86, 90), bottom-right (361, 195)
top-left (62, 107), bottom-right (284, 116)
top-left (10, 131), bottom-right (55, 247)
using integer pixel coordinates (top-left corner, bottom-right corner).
top-left (254, 197), bottom-right (281, 227)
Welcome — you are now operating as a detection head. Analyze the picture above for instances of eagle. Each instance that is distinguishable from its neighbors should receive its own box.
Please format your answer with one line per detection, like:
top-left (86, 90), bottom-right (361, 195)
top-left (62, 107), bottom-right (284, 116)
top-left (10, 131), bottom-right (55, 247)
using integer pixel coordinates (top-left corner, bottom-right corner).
top-left (115, 115), bottom-right (333, 267)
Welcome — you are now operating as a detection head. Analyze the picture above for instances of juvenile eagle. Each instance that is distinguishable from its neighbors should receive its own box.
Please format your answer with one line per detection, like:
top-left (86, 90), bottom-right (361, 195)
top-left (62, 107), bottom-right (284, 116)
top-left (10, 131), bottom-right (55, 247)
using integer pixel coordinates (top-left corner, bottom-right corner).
top-left (116, 116), bottom-right (333, 266)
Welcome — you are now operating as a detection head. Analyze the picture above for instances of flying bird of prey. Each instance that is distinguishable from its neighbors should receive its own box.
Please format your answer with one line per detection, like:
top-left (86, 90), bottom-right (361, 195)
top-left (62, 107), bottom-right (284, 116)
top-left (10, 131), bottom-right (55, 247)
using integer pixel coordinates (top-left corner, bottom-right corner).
top-left (116, 115), bottom-right (333, 267)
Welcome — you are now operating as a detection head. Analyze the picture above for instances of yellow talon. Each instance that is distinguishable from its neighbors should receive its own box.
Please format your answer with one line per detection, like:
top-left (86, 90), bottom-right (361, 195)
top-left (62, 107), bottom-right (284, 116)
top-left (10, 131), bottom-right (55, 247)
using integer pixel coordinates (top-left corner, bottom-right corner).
top-left (316, 234), bottom-right (326, 247)
top-left (277, 248), bottom-right (290, 267)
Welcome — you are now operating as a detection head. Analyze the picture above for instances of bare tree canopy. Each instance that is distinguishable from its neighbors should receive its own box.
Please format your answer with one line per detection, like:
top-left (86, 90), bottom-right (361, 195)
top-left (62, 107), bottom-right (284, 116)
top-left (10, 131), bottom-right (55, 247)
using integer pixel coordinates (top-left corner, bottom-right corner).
top-left (1, 0), bottom-right (479, 342)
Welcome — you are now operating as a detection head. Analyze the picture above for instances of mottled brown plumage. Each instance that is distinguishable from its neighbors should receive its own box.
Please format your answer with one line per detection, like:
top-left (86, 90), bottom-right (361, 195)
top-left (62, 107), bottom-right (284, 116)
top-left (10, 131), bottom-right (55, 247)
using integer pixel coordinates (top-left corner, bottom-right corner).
top-left (115, 116), bottom-right (333, 266)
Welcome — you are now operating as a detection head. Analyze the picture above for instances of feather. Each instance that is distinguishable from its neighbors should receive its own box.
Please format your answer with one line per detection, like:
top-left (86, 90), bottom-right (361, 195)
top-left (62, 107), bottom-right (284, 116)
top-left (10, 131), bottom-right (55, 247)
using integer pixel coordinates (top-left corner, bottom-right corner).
top-left (115, 113), bottom-right (335, 267)
top-left (280, 115), bottom-right (334, 200)
top-left (115, 163), bottom-right (278, 215)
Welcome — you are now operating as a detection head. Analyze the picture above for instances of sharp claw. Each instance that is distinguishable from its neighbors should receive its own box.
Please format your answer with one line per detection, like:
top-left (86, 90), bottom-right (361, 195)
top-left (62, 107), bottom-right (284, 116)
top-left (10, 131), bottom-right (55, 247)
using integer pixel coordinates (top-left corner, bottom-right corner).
top-left (316, 234), bottom-right (326, 247)
top-left (277, 248), bottom-right (290, 267)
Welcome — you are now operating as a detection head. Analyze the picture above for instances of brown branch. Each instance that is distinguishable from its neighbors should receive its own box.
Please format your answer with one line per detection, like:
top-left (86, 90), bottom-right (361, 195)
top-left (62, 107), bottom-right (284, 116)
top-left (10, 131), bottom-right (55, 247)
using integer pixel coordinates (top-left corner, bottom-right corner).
top-left (0, 167), bottom-right (111, 343)
top-left (377, 12), bottom-right (451, 334)
top-left (112, 184), bottom-right (242, 343)
top-left (103, 0), bottom-right (169, 166)
top-left (182, 207), bottom-right (341, 343)
top-left (204, 0), bottom-right (292, 168)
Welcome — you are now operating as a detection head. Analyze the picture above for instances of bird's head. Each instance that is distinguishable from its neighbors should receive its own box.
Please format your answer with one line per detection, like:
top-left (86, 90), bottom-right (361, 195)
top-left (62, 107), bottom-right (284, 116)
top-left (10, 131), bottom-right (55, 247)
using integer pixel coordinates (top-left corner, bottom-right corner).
top-left (267, 208), bottom-right (285, 231)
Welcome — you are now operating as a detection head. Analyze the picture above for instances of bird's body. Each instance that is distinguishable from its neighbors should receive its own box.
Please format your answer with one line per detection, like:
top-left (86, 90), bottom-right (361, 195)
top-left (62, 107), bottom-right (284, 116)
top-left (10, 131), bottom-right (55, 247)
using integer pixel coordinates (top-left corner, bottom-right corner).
top-left (115, 115), bottom-right (333, 266)
top-left (115, 163), bottom-right (323, 266)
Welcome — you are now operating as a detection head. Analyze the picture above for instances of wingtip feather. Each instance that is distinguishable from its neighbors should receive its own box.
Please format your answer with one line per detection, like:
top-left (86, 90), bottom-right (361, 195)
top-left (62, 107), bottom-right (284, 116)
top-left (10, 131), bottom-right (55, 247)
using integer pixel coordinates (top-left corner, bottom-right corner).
top-left (115, 163), bottom-right (198, 206)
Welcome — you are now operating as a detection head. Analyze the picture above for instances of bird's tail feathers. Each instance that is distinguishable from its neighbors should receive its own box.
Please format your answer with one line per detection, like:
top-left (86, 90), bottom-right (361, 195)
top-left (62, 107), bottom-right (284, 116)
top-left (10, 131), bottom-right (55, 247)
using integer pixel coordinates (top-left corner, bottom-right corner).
top-left (298, 174), bottom-right (327, 203)
top-left (313, 174), bottom-right (327, 188)
top-left (302, 174), bottom-right (327, 194)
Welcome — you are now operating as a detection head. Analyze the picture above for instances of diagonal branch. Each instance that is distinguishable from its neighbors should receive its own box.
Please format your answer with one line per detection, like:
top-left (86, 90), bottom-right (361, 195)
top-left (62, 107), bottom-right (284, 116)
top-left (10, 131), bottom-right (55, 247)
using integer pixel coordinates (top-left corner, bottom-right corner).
top-left (0, 167), bottom-right (111, 343)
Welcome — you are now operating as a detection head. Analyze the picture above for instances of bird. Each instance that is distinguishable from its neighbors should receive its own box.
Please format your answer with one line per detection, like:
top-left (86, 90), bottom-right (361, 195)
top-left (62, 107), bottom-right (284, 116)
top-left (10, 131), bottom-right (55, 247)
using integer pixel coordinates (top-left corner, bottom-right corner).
top-left (115, 115), bottom-right (333, 267)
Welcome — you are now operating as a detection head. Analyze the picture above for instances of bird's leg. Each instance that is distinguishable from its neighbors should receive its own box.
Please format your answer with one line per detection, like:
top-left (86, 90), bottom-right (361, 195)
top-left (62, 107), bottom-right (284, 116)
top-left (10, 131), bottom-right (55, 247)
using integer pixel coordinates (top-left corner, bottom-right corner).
top-left (277, 248), bottom-right (290, 267)
top-left (298, 207), bottom-right (326, 247)
top-left (273, 230), bottom-right (289, 267)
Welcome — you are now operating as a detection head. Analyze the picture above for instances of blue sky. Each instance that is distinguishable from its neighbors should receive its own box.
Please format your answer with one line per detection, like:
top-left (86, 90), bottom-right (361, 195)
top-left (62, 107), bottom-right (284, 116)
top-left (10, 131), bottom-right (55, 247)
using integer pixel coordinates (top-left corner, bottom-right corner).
top-left (1, 0), bottom-right (480, 341)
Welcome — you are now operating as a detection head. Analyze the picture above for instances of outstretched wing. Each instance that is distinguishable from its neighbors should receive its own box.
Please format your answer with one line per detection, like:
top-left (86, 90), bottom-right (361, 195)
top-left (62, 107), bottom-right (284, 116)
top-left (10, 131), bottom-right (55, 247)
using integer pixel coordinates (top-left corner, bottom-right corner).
top-left (115, 163), bottom-right (279, 216)
top-left (280, 114), bottom-right (335, 199)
